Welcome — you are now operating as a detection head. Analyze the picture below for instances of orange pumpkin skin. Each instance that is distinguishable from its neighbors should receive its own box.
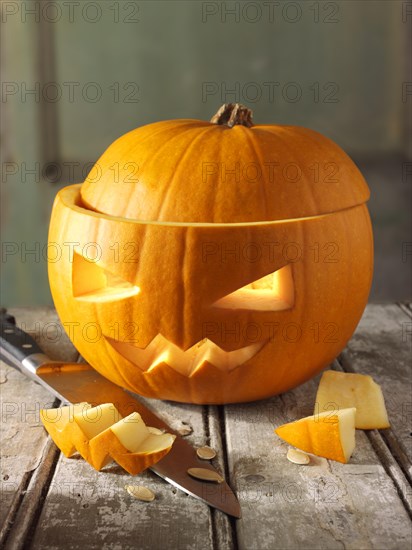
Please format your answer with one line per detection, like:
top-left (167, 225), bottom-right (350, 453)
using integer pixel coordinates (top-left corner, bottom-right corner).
top-left (48, 105), bottom-right (373, 404)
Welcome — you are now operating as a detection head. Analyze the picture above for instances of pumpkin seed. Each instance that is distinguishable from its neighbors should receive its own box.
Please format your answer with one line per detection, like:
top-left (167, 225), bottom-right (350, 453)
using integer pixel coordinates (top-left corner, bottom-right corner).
top-left (177, 426), bottom-right (193, 436)
top-left (187, 467), bottom-right (223, 483)
top-left (148, 427), bottom-right (166, 435)
top-left (196, 446), bottom-right (216, 460)
top-left (125, 485), bottom-right (155, 502)
top-left (287, 448), bottom-right (310, 465)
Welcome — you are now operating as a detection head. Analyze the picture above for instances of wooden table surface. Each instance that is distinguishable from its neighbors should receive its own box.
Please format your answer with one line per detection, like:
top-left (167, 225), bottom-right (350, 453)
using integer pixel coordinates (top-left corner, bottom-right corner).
top-left (1, 304), bottom-right (411, 550)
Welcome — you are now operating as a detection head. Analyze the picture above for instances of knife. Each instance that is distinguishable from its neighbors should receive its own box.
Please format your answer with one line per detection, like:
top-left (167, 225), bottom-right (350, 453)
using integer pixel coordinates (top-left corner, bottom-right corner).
top-left (0, 313), bottom-right (241, 518)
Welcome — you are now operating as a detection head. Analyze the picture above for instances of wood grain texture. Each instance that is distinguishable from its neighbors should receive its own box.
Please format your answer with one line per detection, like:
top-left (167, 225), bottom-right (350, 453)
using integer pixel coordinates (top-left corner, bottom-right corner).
top-left (29, 398), bottom-right (224, 550)
top-left (0, 307), bottom-right (78, 546)
top-left (339, 304), bottom-right (412, 467)
top-left (224, 368), bottom-right (412, 549)
top-left (3, 439), bottom-right (61, 550)
top-left (1, 305), bottom-right (411, 549)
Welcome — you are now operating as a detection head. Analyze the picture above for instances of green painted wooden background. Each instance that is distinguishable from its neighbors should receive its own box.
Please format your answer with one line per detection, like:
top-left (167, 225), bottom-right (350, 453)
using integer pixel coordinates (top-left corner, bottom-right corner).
top-left (1, 0), bottom-right (410, 305)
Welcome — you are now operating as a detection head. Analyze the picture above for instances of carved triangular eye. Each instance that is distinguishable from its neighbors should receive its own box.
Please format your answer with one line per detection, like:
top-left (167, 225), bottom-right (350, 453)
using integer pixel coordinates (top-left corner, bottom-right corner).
top-left (72, 252), bottom-right (140, 302)
top-left (212, 264), bottom-right (294, 311)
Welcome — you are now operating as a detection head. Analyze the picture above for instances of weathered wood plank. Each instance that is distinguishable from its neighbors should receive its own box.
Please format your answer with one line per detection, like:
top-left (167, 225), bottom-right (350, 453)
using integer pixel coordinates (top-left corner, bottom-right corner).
top-left (365, 429), bottom-right (412, 517)
top-left (339, 304), bottom-right (412, 470)
top-left (3, 439), bottom-right (61, 550)
top-left (30, 459), bottom-right (211, 550)
top-left (2, 304), bottom-right (411, 549)
top-left (29, 397), bottom-right (229, 550)
top-left (1, 308), bottom-right (234, 549)
top-left (0, 308), bottom-right (78, 545)
top-left (224, 369), bottom-right (412, 549)
top-left (398, 303), bottom-right (412, 318)
top-left (6, 307), bottom-right (80, 362)
top-left (208, 406), bottom-right (236, 550)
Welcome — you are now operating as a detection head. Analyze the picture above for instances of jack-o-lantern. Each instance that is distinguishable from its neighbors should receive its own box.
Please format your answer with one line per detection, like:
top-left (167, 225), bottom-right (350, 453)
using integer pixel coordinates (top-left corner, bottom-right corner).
top-left (48, 104), bottom-right (373, 404)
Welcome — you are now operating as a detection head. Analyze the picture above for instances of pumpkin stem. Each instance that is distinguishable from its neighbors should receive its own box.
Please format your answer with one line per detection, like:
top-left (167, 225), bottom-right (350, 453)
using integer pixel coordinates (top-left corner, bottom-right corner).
top-left (210, 103), bottom-right (254, 128)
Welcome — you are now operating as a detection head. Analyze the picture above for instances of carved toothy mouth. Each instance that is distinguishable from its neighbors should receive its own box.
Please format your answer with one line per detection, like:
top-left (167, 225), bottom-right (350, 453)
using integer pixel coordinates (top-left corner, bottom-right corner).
top-left (106, 334), bottom-right (267, 377)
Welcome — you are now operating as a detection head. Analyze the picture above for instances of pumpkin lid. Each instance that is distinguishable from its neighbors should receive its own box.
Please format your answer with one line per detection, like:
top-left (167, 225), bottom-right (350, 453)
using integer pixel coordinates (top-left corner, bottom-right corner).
top-left (80, 104), bottom-right (369, 224)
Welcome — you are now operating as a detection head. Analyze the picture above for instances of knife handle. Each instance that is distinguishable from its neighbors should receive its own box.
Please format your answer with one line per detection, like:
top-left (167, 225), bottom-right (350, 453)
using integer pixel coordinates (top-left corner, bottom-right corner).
top-left (0, 315), bottom-right (47, 374)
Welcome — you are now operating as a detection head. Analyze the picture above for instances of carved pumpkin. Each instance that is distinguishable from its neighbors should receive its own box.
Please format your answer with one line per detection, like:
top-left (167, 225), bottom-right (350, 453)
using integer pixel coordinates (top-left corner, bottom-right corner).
top-left (48, 104), bottom-right (373, 404)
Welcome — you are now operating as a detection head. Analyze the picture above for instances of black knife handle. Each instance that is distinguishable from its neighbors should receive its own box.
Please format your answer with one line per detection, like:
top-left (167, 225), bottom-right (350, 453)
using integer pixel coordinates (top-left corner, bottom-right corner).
top-left (0, 314), bottom-right (45, 372)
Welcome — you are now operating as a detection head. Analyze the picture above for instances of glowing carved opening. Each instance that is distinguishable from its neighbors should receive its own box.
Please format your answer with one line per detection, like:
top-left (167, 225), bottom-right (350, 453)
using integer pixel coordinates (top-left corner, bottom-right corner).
top-left (106, 335), bottom-right (266, 377)
top-left (72, 252), bottom-right (140, 302)
top-left (212, 264), bottom-right (294, 311)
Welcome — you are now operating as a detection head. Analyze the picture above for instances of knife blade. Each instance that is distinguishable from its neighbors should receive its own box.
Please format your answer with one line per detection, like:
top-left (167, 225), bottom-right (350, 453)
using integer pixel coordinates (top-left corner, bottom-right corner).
top-left (0, 314), bottom-right (241, 518)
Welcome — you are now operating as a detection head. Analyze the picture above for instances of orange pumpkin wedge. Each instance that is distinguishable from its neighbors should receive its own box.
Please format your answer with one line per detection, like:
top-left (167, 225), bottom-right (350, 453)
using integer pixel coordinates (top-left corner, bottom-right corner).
top-left (39, 402), bottom-right (92, 457)
top-left (40, 403), bottom-right (175, 474)
top-left (315, 371), bottom-right (390, 430)
top-left (89, 412), bottom-right (175, 475)
top-left (275, 408), bottom-right (356, 463)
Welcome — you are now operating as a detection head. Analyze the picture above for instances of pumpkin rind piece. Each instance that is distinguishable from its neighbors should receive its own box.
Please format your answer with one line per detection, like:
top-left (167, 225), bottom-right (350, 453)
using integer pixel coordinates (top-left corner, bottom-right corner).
top-left (89, 430), bottom-right (175, 475)
top-left (40, 404), bottom-right (175, 474)
top-left (40, 403), bottom-right (92, 457)
top-left (88, 412), bottom-right (175, 474)
top-left (315, 371), bottom-right (390, 429)
top-left (275, 408), bottom-right (356, 463)
top-left (41, 403), bottom-right (122, 464)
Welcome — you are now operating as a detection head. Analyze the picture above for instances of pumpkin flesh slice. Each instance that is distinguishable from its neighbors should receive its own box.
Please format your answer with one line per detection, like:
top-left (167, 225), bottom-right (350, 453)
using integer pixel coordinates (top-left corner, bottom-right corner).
top-left (89, 412), bottom-right (176, 474)
top-left (315, 371), bottom-right (390, 429)
top-left (73, 403), bottom-right (122, 439)
top-left (66, 403), bottom-right (123, 463)
top-left (40, 402), bottom-right (91, 457)
top-left (275, 408), bottom-right (356, 463)
top-left (41, 404), bottom-right (175, 475)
